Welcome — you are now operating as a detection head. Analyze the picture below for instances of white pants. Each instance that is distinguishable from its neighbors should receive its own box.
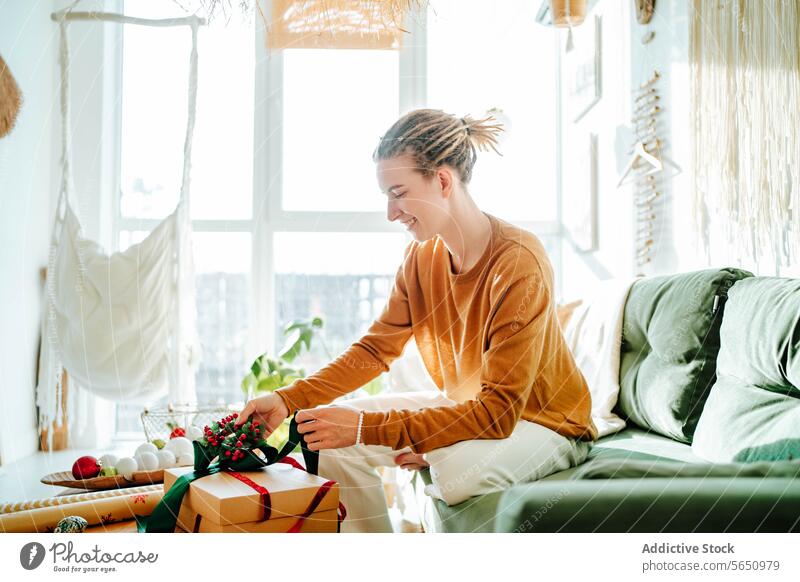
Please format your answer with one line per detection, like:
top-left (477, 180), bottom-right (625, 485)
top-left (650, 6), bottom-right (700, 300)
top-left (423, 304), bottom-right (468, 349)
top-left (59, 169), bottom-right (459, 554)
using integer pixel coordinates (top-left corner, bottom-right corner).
top-left (316, 390), bottom-right (591, 533)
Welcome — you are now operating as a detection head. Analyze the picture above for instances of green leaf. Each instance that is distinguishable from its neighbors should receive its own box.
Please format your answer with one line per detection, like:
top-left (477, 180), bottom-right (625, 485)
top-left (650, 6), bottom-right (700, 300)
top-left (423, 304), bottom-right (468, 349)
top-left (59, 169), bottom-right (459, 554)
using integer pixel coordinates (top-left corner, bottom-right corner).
top-left (278, 330), bottom-right (302, 363)
top-left (282, 319), bottom-right (307, 334)
top-left (241, 317), bottom-right (323, 397)
top-left (256, 375), bottom-right (281, 393)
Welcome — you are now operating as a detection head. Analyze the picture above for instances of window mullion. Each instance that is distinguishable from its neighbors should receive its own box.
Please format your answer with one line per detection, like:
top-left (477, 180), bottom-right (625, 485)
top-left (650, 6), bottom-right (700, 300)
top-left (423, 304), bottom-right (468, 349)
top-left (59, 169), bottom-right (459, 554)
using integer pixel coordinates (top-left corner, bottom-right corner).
top-left (253, 3), bottom-right (281, 359)
top-left (399, 5), bottom-right (427, 114)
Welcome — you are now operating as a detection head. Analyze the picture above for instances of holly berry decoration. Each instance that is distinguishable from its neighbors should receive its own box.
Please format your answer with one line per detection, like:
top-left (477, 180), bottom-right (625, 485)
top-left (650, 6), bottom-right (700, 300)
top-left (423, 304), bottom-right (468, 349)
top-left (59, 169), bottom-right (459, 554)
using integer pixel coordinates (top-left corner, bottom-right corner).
top-left (166, 421), bottom-right (186, 439)
top-left (71, 456), bottom-right (101, 480)
top-left (200, 413), bottom-right (265, 465)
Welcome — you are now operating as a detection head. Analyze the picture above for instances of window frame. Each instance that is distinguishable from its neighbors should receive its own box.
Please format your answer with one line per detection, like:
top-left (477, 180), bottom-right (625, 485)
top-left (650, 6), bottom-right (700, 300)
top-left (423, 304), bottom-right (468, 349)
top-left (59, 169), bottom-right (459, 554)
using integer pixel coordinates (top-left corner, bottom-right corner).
top-left (109, 1), bottom-right (563, 439)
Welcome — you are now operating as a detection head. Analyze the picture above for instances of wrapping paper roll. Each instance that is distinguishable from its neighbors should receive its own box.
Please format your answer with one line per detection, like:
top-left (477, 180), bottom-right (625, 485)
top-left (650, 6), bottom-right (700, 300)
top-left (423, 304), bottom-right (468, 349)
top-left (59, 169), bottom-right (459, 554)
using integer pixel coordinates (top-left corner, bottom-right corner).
top-left (1, 484), bottom-right (162, 514)
top-left (0, 485), bottom-right (163, 533)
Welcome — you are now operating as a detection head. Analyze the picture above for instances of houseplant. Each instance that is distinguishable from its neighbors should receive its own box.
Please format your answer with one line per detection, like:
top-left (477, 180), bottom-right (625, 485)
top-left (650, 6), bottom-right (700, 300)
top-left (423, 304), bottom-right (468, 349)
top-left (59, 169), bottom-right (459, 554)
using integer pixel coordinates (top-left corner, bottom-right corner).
top-left (240, 317), bottom-right (326, 447)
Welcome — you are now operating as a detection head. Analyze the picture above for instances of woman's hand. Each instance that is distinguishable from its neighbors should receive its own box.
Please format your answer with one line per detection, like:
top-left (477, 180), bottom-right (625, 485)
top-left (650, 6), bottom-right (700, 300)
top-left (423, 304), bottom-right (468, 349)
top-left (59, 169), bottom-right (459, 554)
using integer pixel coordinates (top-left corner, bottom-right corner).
top-left (234, 393), bottom-right (290, 435)
top-left (295, 406), bottom-right (361, 450)
top-left (394, 452), bottom-right (430, 471)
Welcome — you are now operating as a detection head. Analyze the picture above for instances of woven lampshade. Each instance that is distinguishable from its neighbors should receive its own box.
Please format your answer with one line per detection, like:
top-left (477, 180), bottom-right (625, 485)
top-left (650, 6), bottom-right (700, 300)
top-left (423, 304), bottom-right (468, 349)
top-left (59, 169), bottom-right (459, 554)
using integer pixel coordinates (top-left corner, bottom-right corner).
top-left (0, 54), bottom-right (22, 138)
top-left (549, 0), bottom-right (587, 27)
top-left (265, 0), bottom-right (421, 51)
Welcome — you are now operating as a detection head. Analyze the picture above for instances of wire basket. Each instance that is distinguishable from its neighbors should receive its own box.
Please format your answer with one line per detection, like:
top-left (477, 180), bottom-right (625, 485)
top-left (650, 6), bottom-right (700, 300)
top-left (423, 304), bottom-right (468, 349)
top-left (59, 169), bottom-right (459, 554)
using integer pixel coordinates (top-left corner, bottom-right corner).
top-left (140, 403), bottom-right (237, 443)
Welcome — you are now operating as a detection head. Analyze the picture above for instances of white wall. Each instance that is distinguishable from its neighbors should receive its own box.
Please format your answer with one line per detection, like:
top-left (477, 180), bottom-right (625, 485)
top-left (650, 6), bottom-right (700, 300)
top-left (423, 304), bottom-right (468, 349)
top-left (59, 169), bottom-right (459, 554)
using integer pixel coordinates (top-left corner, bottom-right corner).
top-left (0, 0), bottom-right (60, 465)
top-left (559, 0), bottom-right (800, 304)
top-left (0, 0), bottom-right (120, 465)
top-left (559, 0), bottom-right (633, 301)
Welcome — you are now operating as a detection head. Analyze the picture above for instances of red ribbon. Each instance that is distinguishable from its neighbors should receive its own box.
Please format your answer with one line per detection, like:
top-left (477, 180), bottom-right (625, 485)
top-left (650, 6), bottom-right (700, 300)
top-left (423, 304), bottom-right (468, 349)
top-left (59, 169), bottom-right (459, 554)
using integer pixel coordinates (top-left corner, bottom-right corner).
top-left (225, 469), bottom-right (273, 522)
top-left (277, 457), bottom-right (347, 531)
top-left (190, 460), bottom-right (347, 533)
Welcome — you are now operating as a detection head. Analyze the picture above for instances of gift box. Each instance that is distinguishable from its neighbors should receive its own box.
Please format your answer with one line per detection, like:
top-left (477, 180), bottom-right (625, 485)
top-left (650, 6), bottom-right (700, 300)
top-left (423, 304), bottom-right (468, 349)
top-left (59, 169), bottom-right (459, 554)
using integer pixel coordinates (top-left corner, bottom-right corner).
top-left (0, 485), bottom-right (163, 533)
top-left (163, 461), bottom-right (341, 533)
top-left (174, 504), bottom-right (340, 533)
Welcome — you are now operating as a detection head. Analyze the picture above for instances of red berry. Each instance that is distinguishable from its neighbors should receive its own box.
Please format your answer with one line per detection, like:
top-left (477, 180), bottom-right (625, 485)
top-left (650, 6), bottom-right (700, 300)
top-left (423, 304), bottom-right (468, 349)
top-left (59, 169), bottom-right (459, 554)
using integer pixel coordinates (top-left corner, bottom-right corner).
top-left (232, 413), bottom-right (238, 418)
top-left (225, 451), bottom-right (231, 457)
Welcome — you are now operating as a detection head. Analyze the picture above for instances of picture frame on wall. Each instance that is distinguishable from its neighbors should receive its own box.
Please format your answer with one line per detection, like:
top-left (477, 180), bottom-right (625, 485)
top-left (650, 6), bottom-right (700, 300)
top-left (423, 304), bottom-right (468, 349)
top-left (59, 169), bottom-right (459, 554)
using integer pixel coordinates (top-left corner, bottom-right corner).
top-left (563, 132), bottom-right (598, 252)
top-left (563, 14), bottom-right (602, 123)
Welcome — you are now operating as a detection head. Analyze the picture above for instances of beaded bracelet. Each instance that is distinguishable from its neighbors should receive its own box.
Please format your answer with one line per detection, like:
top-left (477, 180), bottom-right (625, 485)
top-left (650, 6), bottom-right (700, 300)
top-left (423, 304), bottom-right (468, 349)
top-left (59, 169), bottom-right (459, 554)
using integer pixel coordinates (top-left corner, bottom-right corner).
top-left (355, 410), bottom-right (365, 445)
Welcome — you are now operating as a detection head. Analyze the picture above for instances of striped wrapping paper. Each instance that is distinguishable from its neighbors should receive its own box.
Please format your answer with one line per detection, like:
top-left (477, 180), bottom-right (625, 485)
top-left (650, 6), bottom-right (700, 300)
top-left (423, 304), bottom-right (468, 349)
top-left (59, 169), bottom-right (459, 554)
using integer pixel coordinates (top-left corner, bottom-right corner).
top-left (0, 484), bottom-right (163, 533)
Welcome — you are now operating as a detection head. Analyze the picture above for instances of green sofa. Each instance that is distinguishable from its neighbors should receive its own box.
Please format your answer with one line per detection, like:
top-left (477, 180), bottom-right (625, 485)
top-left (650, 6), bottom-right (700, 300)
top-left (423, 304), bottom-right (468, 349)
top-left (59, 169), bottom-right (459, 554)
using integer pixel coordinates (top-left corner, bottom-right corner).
top-left (412, 268), bottom-right (800, 532)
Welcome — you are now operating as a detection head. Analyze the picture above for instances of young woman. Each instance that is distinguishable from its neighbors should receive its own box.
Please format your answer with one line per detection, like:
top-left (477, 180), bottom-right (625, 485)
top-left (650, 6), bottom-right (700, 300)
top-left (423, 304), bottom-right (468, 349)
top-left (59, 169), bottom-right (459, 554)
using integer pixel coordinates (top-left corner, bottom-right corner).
top-left (236, 108), bottom-right (597, 532)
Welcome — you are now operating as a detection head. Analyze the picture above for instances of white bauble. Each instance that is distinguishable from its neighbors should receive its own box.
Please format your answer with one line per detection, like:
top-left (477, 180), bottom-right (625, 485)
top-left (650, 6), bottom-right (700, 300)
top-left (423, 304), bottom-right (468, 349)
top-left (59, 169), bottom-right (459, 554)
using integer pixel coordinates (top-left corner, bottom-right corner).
top-left (98, 454), bottom-right (119, 469)
top-left (186, 426), bottom-right (203, 441)
top-left (156, 450), bottom-right (176, 469)
top-left (165, 436), bottom-right (193, 457)
top-left (135, 442), bottom-right (158, 457)
top-left (176, 453), bottom-right (194, 467)
top-left (134, 452), bottom-right (159, 472)
top-left (116, 457), bottom-right (138, 479)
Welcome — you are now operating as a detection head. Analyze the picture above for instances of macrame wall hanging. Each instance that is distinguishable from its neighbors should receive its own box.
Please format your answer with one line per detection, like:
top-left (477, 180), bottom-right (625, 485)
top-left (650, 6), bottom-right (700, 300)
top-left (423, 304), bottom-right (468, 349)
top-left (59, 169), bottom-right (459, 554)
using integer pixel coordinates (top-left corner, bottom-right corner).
top-left (691, 0), bottom-right (800, 269)
top-left (0, 54), bottom-right (22, 138)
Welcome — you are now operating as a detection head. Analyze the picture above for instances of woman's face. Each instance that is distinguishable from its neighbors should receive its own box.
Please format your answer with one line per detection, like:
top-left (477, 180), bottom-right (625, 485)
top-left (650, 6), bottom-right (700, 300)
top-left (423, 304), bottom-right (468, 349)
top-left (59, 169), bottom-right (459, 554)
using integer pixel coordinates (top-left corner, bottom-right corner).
top-left (376, 153), bottom-right (455, 241)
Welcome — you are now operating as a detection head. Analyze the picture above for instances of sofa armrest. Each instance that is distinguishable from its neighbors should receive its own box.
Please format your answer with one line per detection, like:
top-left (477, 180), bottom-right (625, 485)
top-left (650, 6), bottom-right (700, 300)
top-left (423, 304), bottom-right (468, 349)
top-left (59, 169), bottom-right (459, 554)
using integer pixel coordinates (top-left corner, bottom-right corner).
top-left (494, 478), bottom-right (800, 533)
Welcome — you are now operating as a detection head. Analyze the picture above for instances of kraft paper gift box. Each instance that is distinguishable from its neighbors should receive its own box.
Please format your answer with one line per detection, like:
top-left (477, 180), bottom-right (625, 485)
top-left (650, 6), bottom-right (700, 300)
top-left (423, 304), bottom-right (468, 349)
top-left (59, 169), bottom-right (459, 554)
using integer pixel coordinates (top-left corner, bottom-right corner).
top-left (173, 504), bottom-right (340, 533)
top-left (163, 462), bottom-right (340, 533)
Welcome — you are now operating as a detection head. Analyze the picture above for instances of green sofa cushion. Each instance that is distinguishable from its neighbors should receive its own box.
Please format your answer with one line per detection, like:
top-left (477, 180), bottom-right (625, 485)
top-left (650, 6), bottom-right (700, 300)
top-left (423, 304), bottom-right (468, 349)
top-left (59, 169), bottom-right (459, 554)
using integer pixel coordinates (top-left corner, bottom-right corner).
top-left (617, 267), bottom-right (753, 442)
top-left (692, 277), bottom-right (800, 462)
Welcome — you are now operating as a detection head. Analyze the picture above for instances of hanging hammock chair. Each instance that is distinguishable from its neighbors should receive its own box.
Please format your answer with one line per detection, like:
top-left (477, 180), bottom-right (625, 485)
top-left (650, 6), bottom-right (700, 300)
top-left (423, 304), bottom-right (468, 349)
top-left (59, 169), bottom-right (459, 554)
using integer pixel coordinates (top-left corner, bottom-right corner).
top-left (37, 8), bottom-right (205, 449)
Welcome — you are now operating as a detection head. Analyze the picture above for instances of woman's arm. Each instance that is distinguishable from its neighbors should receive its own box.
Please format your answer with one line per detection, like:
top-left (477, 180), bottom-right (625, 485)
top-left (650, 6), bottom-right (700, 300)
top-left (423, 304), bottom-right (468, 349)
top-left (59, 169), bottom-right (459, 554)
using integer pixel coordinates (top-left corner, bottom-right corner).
top-left (275, 245), bottom-right (415, 414)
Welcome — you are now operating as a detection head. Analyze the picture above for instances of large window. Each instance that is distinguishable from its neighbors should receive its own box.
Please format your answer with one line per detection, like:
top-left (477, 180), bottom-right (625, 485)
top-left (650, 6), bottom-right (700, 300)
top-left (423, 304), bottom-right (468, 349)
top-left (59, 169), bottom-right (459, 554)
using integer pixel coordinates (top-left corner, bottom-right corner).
top-left (426, 0), bottom-right (558, 223)
top-left (114, 4), bottom-right (256, 434)
top-left (112, 2), bottom-right (560, 438)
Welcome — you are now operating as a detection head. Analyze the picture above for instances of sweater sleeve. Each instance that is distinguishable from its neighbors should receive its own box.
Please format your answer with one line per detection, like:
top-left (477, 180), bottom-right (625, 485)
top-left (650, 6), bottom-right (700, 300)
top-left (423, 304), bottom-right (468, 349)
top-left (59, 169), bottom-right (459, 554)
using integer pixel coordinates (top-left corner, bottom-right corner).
top-left (359, 271), bottom-right (550, 454)
top-left (275, 245), bottom-right (415, 414)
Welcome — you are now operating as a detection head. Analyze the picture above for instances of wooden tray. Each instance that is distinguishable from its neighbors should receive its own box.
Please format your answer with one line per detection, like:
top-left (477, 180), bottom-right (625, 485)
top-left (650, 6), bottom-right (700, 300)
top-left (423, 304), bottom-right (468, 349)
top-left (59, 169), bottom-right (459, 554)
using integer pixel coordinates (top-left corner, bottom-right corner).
top-left (41, 469), bottom-right (165, 491)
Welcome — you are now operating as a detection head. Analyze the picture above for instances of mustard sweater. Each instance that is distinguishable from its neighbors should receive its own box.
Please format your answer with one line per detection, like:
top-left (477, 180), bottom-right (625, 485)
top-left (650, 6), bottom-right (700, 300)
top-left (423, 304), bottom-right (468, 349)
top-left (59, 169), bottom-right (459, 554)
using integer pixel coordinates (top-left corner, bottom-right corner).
top-left (276, 212), bottom-right (598, 454)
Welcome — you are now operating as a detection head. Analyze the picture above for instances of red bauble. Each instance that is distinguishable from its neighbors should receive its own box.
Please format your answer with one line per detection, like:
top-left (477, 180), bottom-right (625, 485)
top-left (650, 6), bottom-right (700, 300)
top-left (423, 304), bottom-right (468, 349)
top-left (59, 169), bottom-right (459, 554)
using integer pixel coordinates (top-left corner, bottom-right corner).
top-left (71, 456), bottom-right (101, 480)
top-left (169, 427), bottom-right (186, 439)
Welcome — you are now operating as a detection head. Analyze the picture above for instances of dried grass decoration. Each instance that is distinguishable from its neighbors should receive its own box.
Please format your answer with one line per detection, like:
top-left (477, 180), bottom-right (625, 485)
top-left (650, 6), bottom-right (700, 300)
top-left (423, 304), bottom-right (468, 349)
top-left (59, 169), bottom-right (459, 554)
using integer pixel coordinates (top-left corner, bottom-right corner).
top-left (0, 54), bottom-right (22, 138)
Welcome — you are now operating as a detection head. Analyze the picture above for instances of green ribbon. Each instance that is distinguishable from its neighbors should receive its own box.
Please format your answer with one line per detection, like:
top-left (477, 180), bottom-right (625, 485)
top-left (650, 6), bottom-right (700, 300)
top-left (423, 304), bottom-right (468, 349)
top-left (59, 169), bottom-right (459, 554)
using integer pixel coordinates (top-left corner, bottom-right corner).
top-left (136, 416), bottom-right (318, 533)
